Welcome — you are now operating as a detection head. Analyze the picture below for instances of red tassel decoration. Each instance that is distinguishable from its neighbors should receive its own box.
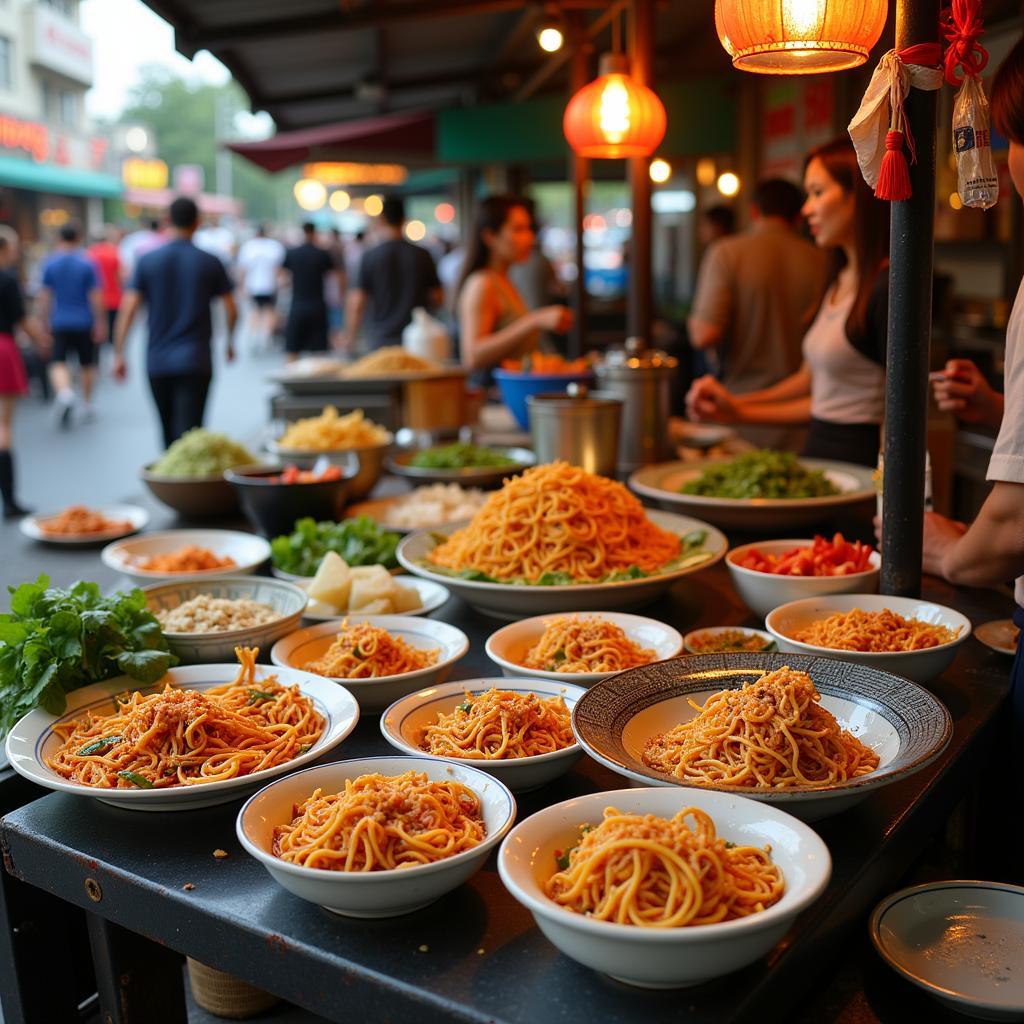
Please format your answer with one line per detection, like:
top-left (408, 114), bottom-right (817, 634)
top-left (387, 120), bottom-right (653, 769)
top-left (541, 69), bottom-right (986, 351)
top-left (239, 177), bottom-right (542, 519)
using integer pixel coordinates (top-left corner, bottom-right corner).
top-left (875, 129), bottom-right (912, 201)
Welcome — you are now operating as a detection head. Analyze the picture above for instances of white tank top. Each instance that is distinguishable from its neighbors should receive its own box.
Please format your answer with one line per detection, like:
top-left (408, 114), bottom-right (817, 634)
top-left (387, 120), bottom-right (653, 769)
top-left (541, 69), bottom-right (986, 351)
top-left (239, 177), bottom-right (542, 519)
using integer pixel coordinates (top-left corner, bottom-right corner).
top-left (803, 288), bottom-right (885, 424)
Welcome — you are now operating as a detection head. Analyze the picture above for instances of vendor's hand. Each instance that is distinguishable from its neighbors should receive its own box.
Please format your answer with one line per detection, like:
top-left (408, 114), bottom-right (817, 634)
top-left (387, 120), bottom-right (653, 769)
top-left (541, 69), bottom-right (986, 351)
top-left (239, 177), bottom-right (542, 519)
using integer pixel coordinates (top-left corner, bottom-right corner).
top-left (921, 511), bottom-right (967, 578)
top-left (532, 305), bottom-right (574, 334)
top-left (930, 359), bottom-right (1003, 428)
top-left (686, 375), bottom-right (739, 423)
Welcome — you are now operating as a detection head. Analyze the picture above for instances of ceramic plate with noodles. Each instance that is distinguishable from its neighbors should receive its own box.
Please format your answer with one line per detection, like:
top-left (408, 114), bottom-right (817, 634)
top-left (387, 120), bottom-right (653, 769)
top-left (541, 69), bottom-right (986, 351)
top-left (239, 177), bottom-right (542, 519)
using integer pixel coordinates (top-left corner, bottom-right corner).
top-left (6, 662), bottom-right (359, 811)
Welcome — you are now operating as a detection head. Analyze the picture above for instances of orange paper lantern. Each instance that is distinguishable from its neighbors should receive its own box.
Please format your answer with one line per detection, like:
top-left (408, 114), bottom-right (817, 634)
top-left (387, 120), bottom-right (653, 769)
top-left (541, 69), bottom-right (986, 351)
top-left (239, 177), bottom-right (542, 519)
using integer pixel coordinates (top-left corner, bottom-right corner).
top-left (715, 0), bottom-right (888, 75)
top-left (563, 54), bottom-right (667, 158)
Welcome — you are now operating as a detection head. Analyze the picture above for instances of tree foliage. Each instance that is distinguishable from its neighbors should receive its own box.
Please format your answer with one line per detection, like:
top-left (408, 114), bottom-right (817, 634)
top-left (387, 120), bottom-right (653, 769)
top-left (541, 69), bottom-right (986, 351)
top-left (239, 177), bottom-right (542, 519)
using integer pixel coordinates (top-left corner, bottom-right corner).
top-left (114, 67), bottom-right (295, 221)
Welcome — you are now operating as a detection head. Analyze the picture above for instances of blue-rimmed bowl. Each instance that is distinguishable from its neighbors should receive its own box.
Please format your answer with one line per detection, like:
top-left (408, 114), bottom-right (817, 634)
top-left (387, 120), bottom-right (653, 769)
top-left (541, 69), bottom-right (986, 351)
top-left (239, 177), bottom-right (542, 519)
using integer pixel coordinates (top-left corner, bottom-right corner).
top-left (380, 677), bottom-right (586, 792)
top-left (236, 755), bottom-right (516, 917)
top-left (493, 369), bottom-right (594, 430)
top-left (270, 616), bottom-right (469, 714)
top-left (143, 575), bottom-right (308, 664)
top-left (571, 652), bottom-right (952, 821)
top-left (4, 664), bottom-right (359, 812)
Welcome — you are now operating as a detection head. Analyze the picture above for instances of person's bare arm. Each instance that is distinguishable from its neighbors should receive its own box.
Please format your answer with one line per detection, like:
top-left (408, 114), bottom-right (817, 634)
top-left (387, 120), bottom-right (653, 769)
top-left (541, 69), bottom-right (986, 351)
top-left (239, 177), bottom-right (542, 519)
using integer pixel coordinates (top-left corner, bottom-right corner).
top-left (112, 290), bottom-right (142, 378)
top-left (342, 288), bottom-right (367, 350)
top-left (35, 286), bottom-right (51, 329)
top-left (686, 364), bottom-right (813, 425)
top-left (458, 275), bottom-right (568, 372)
top-left (90, 288), bottom-right (107, 343)
top-left (222, 292), bottom-right (238, 360)
top-left (926, 482), bottom-right (1024, 586)
top-left (687, 316), bottom-right (725, 351)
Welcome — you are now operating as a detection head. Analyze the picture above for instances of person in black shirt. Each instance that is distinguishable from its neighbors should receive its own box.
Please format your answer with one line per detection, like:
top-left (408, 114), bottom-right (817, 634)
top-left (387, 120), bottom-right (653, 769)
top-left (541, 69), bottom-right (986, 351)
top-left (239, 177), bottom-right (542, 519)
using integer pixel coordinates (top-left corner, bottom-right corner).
top-left (343, 196), bottom-right (442, 350)
top-left (0, 226), bottom-right (49, 516)
top-left (281, 223), bottom-right (340, 363)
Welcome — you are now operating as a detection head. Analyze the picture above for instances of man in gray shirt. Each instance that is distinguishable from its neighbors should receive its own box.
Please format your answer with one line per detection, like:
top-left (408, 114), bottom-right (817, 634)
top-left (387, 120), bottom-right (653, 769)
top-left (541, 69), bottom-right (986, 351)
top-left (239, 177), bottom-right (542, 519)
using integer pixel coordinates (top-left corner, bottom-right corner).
top-left (688, 178), bottom-right (825, 450)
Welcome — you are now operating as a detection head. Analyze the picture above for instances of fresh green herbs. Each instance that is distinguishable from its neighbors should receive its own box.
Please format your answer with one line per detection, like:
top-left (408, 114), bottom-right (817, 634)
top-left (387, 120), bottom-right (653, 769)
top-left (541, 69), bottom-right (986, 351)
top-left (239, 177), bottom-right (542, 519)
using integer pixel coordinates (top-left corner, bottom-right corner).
top-left (271, 516), bottom-right (399, 577)
top-left (554, 823), bottom-right (594, 870)
top-left (680, 450), bottom-right (840, 500)
top-left (456, 699), bottom-right (473, 714)
top-left (408, 442), bottom-right (519, 470)
top-left (77, 735), bottom-right (123, 756)
top-left (150, 427), bottom-right (257, 478)
top-left (246, 690), bottom-right (278, 705)
top-left (0, 576), bottom-right (175, 738)
top-left (117, 770), bottom-right (154, 789)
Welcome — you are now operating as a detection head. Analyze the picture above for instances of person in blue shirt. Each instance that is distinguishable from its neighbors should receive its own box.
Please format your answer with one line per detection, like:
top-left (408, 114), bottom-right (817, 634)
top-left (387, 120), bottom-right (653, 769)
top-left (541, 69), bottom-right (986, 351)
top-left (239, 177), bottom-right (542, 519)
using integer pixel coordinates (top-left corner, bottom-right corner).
top-left (38, 222), bottom-right (105, 427)
top-left (113, 196), bottom-right (237, 450)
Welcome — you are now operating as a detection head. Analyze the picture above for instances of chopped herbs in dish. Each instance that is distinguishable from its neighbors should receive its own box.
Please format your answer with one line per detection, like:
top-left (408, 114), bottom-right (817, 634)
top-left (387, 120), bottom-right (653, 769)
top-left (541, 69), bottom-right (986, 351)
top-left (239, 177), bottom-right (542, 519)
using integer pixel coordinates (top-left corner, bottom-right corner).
top-left (680, 450), bottom-right (840, 500)
top-left (408, 442), bottom-right (521, 470)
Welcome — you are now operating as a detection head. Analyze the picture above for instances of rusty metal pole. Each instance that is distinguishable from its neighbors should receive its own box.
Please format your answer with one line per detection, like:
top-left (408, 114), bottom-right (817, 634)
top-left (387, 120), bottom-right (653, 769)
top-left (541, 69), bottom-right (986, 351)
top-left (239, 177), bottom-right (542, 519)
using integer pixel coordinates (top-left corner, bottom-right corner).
top-left (627, 0), bottom-right (654, 341)
top-left (568, 10), bottom-right (589, 359)
top-left (880, 0), bottom-right (940, 596)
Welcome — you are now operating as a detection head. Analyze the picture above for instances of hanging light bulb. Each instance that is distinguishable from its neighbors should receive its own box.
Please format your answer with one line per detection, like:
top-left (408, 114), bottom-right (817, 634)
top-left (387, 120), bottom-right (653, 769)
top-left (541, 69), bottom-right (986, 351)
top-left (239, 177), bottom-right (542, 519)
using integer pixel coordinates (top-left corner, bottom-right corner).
top-left (293, 178), bottom-right (327, 211)
top-left (717, 172), bottom-right (741, 197)
top-left (649, 158), bottom-right (672, 183)
top-left (536, 4), bottom-right (564, 52)
top-left (563, 54), bottom-right (667, 159)
top-left (714, 0), bottom-right (887, 74)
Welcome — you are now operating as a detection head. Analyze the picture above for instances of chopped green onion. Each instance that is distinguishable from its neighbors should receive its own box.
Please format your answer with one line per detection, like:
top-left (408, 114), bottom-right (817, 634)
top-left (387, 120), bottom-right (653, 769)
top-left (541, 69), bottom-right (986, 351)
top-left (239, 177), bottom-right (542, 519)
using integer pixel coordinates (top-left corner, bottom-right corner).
top-left (77, 735), bottom-right (122, 756)
top-left (456, 700), bottom-right (473, 714)
top-left (117, 770), bottom-right (154, 789)
top-left (552, 650), bottom-right (566, 663)
top-left (247, 689), bottom-right (278, 705)
top-left (555, 849), bottom-right (572, 871)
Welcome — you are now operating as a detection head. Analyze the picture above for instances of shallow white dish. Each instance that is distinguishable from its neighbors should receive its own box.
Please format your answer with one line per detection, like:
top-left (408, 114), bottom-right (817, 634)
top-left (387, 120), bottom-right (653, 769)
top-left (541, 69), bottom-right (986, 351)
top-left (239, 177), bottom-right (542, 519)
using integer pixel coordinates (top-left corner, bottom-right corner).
top-left (270, 616), bottom-right (469, 714)
top-left (682, 625), bottom-right (776, 654)
top-left (237, 755), bottom-right (516, 918)
top-left (142, 576), bottom-right (308, 664)
top-left (629, 458), bottom-right (875, 532)
top-left (485, 613), bottom-right (683, 687)
top-left (380, 677), bottom-right (586, 792)
top-left (871, 881), bottom-right (1024, 1021)
top-left (572, 652), bottom-right (952, 822)
top-left (5, 664), bottom-right (359, 811)
top-left (765, 593), bottom-right (972, 684)
top-left (498, 786), bottom-right (831, 988)
top-left (396, 510), bottom-right (727, 620)
top-left (299, 575), bottom-right (450, 621)
top-left (975, 619), bottom-right (1018, 657)
top-left (726, 539), bottom-right (881, 619)
top-left (101, 529), bottom-right (271, 584)
top-left (20, 504), bottom-right (149, 545)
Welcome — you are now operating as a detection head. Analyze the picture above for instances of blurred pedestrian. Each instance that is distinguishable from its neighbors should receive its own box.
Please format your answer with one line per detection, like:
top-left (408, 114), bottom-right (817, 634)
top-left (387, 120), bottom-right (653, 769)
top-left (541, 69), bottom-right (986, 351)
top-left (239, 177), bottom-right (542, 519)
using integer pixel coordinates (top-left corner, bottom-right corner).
top-left (325, 227), bottom-right (347, 347)
top-left (344, 196), bottom-right (442, 351)
top-left (38, 222), bottom-right (106, 427)
top-left (281, 222), bottom-right (339, 363)
top-left (113, 197), bottom-right (237, 450)
top-left (698, 205), bottom-right (736, 247)
top-left (88, 225), bottom-right (123, 349)
top-left (0, 226), bottom-right (49, 516)
top-left (237, 224), bottom-right (285, 351)
top-left (119, 217), bottom-right (164, 283)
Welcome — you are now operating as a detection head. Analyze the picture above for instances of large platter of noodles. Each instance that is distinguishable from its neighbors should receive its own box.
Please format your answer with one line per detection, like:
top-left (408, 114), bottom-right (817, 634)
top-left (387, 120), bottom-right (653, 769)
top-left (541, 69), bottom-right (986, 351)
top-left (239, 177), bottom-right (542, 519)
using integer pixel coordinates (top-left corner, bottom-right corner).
top-left (396, 462), bottom-right (727, 620)
top-left (5, 657), bottom-right (360, 811)
top-left (571, 651), bottom-right (951, 822)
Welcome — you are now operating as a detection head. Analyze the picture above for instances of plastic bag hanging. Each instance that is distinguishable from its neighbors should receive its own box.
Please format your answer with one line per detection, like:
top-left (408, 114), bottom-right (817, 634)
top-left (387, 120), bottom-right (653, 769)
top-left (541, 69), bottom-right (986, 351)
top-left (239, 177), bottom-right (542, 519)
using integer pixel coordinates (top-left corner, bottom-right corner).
top-left (944, 0), bottom-right (998, 209)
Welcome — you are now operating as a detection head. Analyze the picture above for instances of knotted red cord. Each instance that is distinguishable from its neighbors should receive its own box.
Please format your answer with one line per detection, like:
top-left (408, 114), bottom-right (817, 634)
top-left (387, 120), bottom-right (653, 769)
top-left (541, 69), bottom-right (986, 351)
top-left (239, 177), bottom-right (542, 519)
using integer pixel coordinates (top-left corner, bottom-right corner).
top-left (942, 0), bottom-right (988, 87)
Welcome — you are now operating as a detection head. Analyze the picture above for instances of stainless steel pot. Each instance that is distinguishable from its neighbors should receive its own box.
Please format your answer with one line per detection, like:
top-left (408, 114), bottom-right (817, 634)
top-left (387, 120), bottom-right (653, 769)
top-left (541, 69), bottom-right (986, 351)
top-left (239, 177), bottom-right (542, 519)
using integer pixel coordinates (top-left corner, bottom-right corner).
top-left (527, 385), bottom-right (623, 477)
top-left (595, 338), bottom-right (678, 474)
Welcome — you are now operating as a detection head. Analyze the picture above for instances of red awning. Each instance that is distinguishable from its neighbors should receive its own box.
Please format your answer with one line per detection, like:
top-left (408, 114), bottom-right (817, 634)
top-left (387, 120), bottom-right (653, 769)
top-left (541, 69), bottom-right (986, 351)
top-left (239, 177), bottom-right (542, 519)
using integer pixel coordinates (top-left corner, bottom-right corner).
top-left (227, 110), bottom-right (435, 173)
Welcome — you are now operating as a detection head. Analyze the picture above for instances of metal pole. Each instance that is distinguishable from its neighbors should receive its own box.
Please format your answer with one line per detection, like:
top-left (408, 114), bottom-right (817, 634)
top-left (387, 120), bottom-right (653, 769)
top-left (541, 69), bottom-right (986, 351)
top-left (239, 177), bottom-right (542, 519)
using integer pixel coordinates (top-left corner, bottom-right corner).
top-left (627, 0), bottom-right (654, 341)
top-left (569, 10), bottom-right (589, 358)
top-left (880, 0), bottom-right (939, 596)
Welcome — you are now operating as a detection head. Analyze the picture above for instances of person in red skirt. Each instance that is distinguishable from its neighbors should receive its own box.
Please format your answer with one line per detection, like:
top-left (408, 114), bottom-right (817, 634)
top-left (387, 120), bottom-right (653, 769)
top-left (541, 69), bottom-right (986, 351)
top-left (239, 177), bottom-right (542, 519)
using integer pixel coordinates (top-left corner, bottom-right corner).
top-left (0, 226), bottom-right (50, 516)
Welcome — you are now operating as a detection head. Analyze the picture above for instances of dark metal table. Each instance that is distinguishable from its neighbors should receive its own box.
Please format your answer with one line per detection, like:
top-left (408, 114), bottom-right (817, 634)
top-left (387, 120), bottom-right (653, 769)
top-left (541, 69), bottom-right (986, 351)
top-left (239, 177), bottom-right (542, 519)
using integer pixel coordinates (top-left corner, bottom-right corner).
top-left (0, 514), bottom-right (1013, 1024)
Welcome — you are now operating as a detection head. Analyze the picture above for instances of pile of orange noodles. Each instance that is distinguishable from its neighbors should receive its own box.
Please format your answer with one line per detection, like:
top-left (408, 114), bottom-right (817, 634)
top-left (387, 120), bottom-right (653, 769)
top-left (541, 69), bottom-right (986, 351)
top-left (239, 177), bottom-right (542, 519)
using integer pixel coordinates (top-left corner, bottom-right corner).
top-left (426, 462), bottom-right (682, 584)
top-left (546, 806), bottom-right (784, 928)
top-left (303, 620), bottom-right (438, 679)
top-left (46, 647), bottom-right (324, 789)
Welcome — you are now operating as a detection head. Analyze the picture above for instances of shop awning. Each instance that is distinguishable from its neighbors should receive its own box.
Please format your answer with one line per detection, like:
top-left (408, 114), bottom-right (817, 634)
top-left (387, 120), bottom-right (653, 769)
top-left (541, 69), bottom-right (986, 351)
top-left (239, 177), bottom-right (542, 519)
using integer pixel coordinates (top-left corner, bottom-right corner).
top-left (122, 187), bottom-right (243, 216)
top-left (0, 155), bottom-right (123, 199)
top-left (227, 111), bottom-right (436, 173)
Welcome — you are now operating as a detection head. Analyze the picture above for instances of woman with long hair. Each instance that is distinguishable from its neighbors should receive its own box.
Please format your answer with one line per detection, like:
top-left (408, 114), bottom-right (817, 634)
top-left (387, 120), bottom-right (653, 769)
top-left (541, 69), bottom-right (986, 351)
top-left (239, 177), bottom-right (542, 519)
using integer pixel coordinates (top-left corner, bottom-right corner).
top-left (457, 195), bottom-right (572, 373)
top-left (686, 137), bottom-right (891, 467)
top-left (0, 226), bottom-right (48, 517)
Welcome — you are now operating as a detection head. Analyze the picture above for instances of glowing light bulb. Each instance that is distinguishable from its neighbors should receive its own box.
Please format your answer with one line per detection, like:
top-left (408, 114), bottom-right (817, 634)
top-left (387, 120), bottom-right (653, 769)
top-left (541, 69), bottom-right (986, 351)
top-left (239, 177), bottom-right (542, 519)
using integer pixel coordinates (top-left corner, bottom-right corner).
top-left (364, 194), bottom-right (383, 217)
top-left (598, 77), bottom-right (631, 145)
top-left (405, 219), bottom-right (426, 241)
top-left (538, 26), bottom-right (563, 52)
top-left (329, 190), bottom-right (351, 212)
top-left (293, 178), bottom-right (327, 211)
top-left (717, 171), bottom-right (741, 197)
top-left (649, 159), bottom-right (671, 184)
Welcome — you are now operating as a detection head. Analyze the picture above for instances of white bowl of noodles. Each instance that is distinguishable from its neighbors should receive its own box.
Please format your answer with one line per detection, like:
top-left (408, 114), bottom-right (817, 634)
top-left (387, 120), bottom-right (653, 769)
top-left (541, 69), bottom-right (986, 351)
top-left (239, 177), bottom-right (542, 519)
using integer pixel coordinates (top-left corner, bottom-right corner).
top-left (380, 677), bottom-right (586, 792)
top-left (236, 755), bottom-right (516, 917)
top-left (498, 787), bottom-right (830, 989)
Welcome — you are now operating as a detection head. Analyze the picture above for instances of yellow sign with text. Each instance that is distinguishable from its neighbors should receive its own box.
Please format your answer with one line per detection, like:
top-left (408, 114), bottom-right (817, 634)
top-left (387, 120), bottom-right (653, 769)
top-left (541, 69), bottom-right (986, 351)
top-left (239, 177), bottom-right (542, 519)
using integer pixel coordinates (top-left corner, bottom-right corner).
top-left (303, 162), bottom-right (408, 186)
top-left (122, 157), bottom-right (169, 190)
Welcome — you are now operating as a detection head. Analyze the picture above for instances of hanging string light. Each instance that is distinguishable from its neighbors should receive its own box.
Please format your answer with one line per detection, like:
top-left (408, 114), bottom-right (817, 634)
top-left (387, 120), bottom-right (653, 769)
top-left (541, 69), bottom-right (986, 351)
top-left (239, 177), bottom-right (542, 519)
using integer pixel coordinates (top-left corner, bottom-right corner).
top-left (715, 0), bottom-right (888, 75)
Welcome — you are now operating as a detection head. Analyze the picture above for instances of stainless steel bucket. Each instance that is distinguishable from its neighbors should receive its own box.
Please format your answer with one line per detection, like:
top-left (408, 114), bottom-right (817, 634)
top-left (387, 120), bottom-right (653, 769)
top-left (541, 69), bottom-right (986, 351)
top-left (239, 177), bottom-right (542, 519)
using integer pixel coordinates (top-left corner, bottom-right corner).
top-left (527, 386), bottom-right (623, 477)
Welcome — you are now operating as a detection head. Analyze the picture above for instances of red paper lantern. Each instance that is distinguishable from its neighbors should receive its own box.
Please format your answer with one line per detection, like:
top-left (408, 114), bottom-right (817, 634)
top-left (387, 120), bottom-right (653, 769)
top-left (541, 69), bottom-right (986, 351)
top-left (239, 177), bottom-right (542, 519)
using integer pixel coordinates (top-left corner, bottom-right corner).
top-left (715, 0), bottom-right (888, 75)
top-left (563, 54), bottom-right (667, 158)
